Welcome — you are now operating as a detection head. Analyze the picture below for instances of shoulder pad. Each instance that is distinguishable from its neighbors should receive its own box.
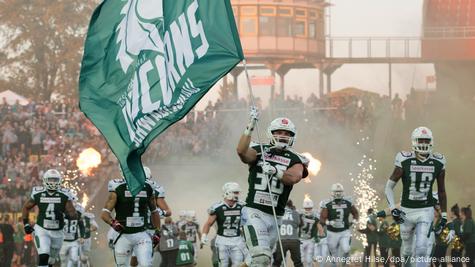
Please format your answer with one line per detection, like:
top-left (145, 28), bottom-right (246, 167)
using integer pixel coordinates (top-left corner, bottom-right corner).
top-left (31, 186), bottom-right (46, 198)
top-left (320, 199), bottom-right (331, 208)
top-left (108, 178), bottom-right (125, 192)
top-left (291, 150), bottom-right (310, 167)
top-left (59, 187), bottom-right (75, 199)
top-left (343, 196), bottom-right (353, 204)
top-left (84, 212), bottom-right (95, 219)
top-left (208, 201), bottom-right (223, 215)
top-left (75, 204), bottom-right (85, 215)
top-left (432, 152), bottom-right (445, 161)
top-left (431, 152), bottom-right (446, 168)
top-left (395, 151), bottom-right (413, 167)
top-left (155, 184), bottom-right (166, 198)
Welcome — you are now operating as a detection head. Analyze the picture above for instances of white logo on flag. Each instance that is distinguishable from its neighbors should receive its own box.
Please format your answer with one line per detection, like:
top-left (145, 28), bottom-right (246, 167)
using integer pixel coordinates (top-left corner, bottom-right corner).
top-left (116, 0), bottom-right (164, 73)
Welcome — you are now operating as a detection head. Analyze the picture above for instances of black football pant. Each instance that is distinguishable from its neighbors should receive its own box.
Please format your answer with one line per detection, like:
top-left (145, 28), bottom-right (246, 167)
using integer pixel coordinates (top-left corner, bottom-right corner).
top-left (272, 239), bottom-right (303, 267)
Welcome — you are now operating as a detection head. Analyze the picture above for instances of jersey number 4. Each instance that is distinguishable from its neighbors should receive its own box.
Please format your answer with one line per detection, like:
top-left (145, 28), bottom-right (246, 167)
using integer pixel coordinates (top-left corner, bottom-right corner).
top-left (46, 203), bottom-right (56, 220)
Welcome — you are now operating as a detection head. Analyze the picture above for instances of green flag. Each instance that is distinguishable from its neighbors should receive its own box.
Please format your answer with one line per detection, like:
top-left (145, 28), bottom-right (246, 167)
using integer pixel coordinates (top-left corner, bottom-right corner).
top-left (79, 0), bottom-right (243, 195)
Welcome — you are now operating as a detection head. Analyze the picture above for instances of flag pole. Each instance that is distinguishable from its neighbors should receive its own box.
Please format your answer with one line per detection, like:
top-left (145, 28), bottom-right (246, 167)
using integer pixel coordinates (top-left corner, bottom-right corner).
top-left (242, 59), bottom-right (287, 267)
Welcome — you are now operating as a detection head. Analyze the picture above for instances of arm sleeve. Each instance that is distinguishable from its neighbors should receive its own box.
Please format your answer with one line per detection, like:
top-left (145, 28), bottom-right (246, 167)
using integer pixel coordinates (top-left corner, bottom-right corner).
top-left (385, 180), bottom-right (397, 210)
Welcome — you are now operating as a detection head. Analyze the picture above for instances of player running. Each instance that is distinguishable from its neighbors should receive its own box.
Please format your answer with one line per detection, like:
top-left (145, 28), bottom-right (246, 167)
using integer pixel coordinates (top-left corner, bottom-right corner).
top-left (300, 197), bottom-right (319, 267)
top-left (384, 127), bottom-right (447, 267)
top-left (320, 183), bottom-right (359, 266)
top-left (101, 169), bottom-right (161, 267)
top-left (22, 169), bottom-right (79, 267)
top-left (237, 106), bottom-right (309, 266)
top-left (201, 182), bottom-right (246, 267)
top-left (60, 195), bottom-right (85, 267)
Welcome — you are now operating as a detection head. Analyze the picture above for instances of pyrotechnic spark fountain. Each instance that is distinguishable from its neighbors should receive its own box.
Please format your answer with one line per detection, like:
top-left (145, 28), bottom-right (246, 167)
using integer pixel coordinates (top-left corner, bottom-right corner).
top-left (349, 136), bottom-right (380, 246)
top-left (76, 147), bottom-right (102, 176)
top-left (81, 193), bottom-right (89, 208)
top-left (301, 152), bottom-right (322, 183)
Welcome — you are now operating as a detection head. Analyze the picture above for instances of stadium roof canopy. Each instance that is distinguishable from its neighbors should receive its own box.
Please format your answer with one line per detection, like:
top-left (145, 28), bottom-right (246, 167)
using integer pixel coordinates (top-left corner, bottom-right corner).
top-left (0, 90), bottom-right (29, 105)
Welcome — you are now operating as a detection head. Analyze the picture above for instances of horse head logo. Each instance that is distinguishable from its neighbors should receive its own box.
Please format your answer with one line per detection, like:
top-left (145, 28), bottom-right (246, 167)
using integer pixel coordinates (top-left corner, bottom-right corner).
top-left (116, 0), bottom-right (164, 73)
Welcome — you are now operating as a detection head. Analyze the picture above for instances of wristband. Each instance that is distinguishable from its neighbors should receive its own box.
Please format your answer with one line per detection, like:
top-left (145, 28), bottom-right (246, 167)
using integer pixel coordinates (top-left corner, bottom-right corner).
top-left (441, 212), bottom-right (447, 219)
top-left (275, 169), bottom-right (284, 180)
top-left (102, 208), bottom-right (112, 213)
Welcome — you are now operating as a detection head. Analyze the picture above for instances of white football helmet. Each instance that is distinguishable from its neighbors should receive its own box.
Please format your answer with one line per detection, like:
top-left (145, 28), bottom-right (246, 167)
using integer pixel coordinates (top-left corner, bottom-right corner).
top-left (223, 182), bottom-right (241, 201)
top-left (411, 126), bottom-right (433, 154)
top-left (187, 210), bottom-right (196, 222)
top-left (302, 198), bottom-right (314, 216)
top-left (143, 166), bottom-right (152, 180)
top-left (331, 183), bottom-right (344, 200)
top-left (179, 210), bottom-right (187, 220)
top-left (43, 169), bottom-right (62, 191)
top-left (267, 117), bottom-right (296, 149)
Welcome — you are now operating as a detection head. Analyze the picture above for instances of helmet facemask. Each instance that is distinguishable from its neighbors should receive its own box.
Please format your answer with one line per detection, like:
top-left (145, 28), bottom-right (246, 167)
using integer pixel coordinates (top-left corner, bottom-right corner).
top-left (267, 118), bottom-right (296, 150)
top-left (332, 190), bottom-right (344, 200)
top-left (43, 169), bottom-right (62, 191)
top-left (411, 127), bottom-right (434, 156)
top-left (270, 130), bottom-right (294, 150)
top-left (412, 138), bottom-right (433, 155)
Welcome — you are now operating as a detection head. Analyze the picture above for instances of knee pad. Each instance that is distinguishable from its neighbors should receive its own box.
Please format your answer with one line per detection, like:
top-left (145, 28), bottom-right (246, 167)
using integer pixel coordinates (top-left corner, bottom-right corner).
top-left (248, 246), bottom-right (272, 267)
top-left (39, 254), bottom-right (50, 265)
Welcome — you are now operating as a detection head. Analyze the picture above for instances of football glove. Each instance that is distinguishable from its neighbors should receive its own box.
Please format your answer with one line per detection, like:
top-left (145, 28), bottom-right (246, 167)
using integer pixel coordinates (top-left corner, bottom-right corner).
top-left (244, 106), bottom-right (259, 136)
top-left (391, 208), bottom-right (405, 224)
top-left (434, 216), bottom-right (447, 235)
top-left (262, 162), bottom-right (277, 176)
top-left (152, 230), bottom-right (161, 247)
top-left (24, 223), bottom-right (34, 234)
top-left (111, 219), bottom-right (124, 232)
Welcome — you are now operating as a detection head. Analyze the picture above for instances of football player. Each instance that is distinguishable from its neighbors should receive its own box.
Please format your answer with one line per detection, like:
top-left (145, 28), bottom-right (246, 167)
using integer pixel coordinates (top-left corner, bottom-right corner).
top-left (101, 168), bottom-right (161, 267)
top-left (272, 200), bottom-right (302, 267)
top-left (60, 195), bottom-right (85, 267)
top-left (22, 169), bottom-right (79, 267)
top-left (320, 183), bottom-right (359, 266)
top-left (180, 211), bottom-right (201, 263)
top-left (300, 197), bottom-right (319, 267)
top-left (236, 106), bottom-right (309, 266)
top-left (201, 182), bottom-right (246, 267)
top-left (384, 127), bottom-right (447, 267)
top-left (314, 200), bottom-right (329, 267)
top-left (80, 211), bottom-right (98, 267)
top-left (176, 211), bottom-right (188, 230)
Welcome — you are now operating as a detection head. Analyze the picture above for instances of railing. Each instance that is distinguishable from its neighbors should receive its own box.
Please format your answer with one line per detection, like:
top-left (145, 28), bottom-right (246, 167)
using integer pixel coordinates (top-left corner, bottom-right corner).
top-left (325, 36), bottom-right (421, 59)
top-left (424, 26), bottom-right (475, 39)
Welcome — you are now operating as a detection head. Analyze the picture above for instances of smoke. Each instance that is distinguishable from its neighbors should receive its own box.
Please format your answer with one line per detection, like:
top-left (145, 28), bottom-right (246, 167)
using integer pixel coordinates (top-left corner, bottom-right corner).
top-left (89, 77), bottom-right (475, 265)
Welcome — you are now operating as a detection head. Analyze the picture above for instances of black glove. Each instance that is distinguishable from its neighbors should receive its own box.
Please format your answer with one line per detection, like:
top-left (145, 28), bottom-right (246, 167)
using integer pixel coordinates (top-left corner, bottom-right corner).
top-left (24, 223), bottom-right (34, 234)
top-left (23, 218), bottom-right (34, 234)
top-left (434, 217), bottom-right (447, 235)
top-left (391, 208), bottom-right (405, 224)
